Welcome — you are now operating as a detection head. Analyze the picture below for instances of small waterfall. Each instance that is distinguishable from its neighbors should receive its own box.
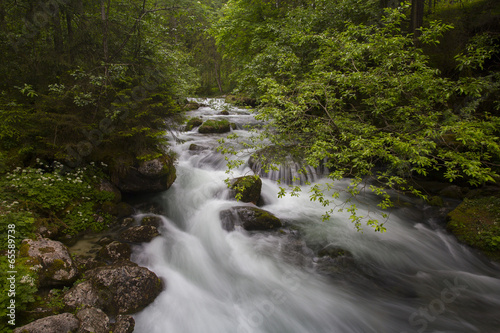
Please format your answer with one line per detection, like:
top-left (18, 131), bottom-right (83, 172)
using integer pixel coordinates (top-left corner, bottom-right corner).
top-left (131, 99), bottom-right (500, 333)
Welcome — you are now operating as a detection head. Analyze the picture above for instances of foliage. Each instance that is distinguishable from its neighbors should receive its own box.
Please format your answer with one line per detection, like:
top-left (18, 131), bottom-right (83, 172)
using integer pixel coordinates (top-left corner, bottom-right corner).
top-left (0, 160), bottom-right (114, 236)
top-left (447, 197), bottom-right (500, 259)
top-left (214, 2), bottom-right (500, 231)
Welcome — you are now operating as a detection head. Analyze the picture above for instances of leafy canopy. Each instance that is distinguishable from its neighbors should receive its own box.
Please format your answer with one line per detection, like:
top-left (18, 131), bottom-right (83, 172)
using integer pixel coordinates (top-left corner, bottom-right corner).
top-left (214, 2), bottom-right (500, 232)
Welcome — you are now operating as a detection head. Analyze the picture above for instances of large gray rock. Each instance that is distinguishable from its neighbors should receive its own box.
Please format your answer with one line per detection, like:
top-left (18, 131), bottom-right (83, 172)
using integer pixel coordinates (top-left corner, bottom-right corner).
top-left (64, 261), bottom-right (163, 315)
top-left (76, 307), bottom-right (110, 333)
top-left (112, 155), bottom-right (176, 193)
top-left (97, 241), bottom-right (131, 262)
top-left (19, 238), bottom-right (78, 287)
top-left (64, 280), bottom-right (104, 311)
top-left (13, 313), bottom-right (79, 333)
top-left (119, 225), bottom-right (160, 243)
top-left (220, 206), bottom-right (282, 231)
top-left (111, 315), bottom-right (135, 333)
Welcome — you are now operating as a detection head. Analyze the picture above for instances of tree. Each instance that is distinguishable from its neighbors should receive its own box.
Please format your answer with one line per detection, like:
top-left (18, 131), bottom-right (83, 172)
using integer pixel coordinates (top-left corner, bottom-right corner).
top-left (215, 2), bottom-right (500, 231)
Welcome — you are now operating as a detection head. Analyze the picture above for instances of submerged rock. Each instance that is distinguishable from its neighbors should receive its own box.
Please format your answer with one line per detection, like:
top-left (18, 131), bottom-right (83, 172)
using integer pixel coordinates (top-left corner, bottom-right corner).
top-left (220, 206), bottom-right (282, 231)
top-left (13, 313), bottom-right (79, 333)
top-left (19, 238), bottom-right (78, 287)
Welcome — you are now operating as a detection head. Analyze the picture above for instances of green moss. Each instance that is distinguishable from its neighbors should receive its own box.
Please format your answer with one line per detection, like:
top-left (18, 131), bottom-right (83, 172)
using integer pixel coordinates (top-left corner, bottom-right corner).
top-left (19, 242), bottom-right (31, 257)
top-left (447, 196), bottom-right (500, 260)
top-left (230, 176), bottom-right (262, 203)
top-left (198, 119), bottom-right (231, 134)
top-left (185, 117), bottom-right (203, 131)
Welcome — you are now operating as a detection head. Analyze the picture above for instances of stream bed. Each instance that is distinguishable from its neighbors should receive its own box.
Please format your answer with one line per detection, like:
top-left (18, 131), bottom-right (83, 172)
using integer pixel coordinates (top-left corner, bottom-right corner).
top-left (131, 99), bottom-right (500, 333)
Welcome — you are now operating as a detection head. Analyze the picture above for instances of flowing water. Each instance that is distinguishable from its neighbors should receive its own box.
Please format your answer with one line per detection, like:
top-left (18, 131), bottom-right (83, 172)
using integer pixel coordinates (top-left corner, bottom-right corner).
top-left (132, 99), bottom-right (500, 333)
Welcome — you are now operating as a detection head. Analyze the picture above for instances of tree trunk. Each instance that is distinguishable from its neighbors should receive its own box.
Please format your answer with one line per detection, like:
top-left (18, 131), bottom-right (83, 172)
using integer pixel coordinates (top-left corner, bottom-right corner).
top-left (411, 0), bottom-right (425, 42)
top-left (101, 0), bottom-right (110, 79)
top-left (53, 12), bottom-right (64, 56)
top-left (65, 10), bottom-right (74, 63)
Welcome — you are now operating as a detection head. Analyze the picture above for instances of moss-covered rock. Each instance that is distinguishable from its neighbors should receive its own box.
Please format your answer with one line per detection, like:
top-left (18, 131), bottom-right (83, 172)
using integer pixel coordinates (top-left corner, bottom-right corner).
top-left (229, 176), bottom-right (262, 204)
top-left (184, 102), bottom-right (200, 111)
top-left (111, 154), bottom-right (176, 193)
top-left (198, 119), bottom-right (231, 134)
top-left (185, 117), bottom-right (203, 131)
top-left (76, 307), bottom-right (110, 333)
top-left (98, 241), bottom-right (132, 262)
top-left (19, 238), bottom-right (78, 287)
top-left (119, 225), bottom-right (160, 243)
top-left (86, 260), bottom-right (163, 315)
top-left (220, 206), bottom-right (282, 231)
top-left (447, 196), bottom-right (500, 261)
top-left (101, 201), bottom-right (135, 218)
top-left (141, 215), bottom-right (163, 228)
top-left (13, 313), bottom-right (80, 333)
top-left (111, 315), bottom-right (135, 333)
top-left (64, 260), bottom-right (163, 315)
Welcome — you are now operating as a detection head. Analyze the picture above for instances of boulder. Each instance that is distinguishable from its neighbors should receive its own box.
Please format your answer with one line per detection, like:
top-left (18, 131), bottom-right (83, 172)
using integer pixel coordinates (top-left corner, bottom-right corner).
top-left (19, 238), bottom-right (78, 287)
top-left (141, 215), bottom-right (163, 228)
top-left (99, 179), bottom-right (122, 203)
top-left (97, 241), bottom-right (131, 262)
top-left (64, 280), bottom-right (104, 311)
top-left (64, 261), bottom-right (163, 315)
top-left (447, 196), bottom-right (500, 261)
top-left (119, 225), bottom-right (160, 243)
top-left (188, 143), bottom-right (209, 151)
top-left (111, 315), bottom-right (135, 333)
top-left (112, 155), bottom-right (176, 194)
top-left (13, 313), bottom-right (79, 333)
top-left (229, 176), bottom-right (262, 204)
top-left (318, 245), bottom-right (353, 259)
top-left (76, 307), bottom-right (110, 333)
top-left (185, 117), bottom-right (203, 131)
top-left (220, 206), bottom-right (282, 231)
top-left (184, 102), bottom-right (200, 111)
top-left (86, 261), bottom-right (163, 315)
top-left (198, 119), bottom-right (231, 134)
top-left (101, 201), bottom-right (135, 218)
top-left (439, 185), bottom-right (465, 199)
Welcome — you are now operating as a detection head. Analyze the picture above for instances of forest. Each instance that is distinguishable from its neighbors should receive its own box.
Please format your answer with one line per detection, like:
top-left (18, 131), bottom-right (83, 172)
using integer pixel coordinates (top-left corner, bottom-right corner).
top-left (1, 0), bottom-right (500, 332)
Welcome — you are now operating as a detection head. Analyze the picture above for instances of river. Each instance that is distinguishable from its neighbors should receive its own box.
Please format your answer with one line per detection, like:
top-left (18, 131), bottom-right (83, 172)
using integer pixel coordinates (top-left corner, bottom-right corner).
top-left (131, 99), bottom-right (500, 333)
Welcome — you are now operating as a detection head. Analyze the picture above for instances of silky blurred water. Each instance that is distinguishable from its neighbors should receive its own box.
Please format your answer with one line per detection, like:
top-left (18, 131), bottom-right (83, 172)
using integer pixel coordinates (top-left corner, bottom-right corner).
top-left (132, 99), bottom-right (500, 333)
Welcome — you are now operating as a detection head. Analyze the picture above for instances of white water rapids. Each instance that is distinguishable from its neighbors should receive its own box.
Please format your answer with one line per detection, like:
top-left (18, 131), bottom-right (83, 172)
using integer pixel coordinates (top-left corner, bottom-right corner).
top-left (131, 99), bottom-right (500, 333)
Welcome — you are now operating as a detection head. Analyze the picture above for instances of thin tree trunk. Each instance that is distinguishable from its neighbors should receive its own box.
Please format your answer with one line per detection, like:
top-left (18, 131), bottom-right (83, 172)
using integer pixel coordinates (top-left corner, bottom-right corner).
top-left (215, 61), bottom-right (223, 93)
top-left (411, 0), bottom-right (424, 42)
top-left (65, 10), bottom-right (74, 63)
top-left (101, 0), bottom-right (110, 79)
top-left (53, 12), bottom-right (64, 56)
